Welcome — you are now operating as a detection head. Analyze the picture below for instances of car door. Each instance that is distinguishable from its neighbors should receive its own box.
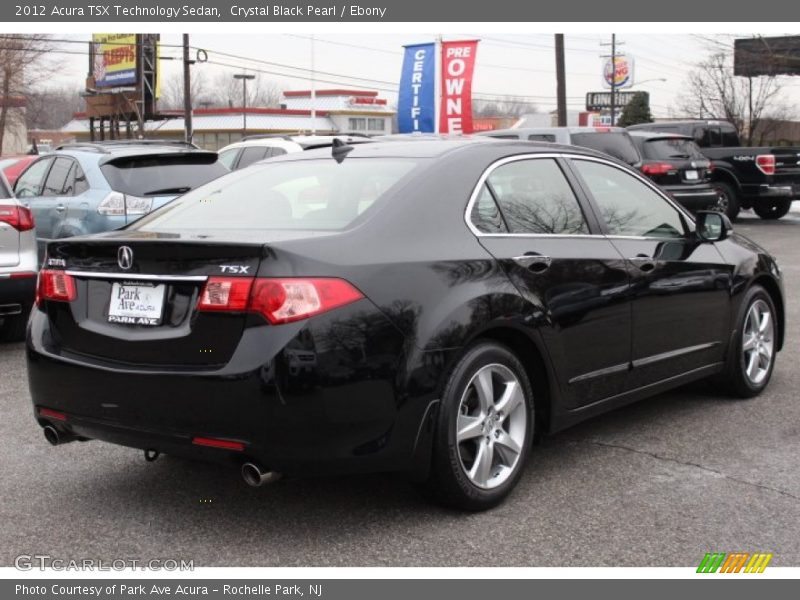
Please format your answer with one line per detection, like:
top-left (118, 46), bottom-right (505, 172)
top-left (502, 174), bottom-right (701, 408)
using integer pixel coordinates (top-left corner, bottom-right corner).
top-left (13, 156), bottom-right (54, 249)
top-left (469, 155), bottom-right (633, 408)
top-left (569, 157), bottom-right (732, 388)
top-left (40, 157), bottom-right (75, 239)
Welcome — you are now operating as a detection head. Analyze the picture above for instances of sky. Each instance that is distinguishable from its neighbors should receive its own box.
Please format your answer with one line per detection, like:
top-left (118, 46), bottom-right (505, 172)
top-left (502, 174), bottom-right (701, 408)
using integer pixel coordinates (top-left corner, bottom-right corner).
top-left (40, 32), bottom-right (800, 119)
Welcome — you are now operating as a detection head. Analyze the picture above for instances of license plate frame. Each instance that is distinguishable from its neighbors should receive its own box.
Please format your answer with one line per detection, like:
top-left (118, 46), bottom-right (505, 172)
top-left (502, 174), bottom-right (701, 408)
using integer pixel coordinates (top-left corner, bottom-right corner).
top-left (108, 281), bottom-right (166, 326)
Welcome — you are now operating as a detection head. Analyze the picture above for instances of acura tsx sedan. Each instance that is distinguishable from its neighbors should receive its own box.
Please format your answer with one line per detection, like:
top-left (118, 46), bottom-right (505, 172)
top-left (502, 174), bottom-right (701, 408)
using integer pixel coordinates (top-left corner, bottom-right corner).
top-left (27, 138), bottom-right (784, 510)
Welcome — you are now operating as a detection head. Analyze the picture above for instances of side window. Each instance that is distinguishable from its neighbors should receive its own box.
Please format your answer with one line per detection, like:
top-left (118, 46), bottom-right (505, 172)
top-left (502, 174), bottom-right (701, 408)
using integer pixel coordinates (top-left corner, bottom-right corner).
top-left (42, 157), bottom-right (72, 196)
top-left (218, 149), bottom-right (240, 170)
top-left (470, 184), bottom-right (507, 233)
top-left (14, 157), bottom-right (53, 198)
top-left (707, 127), bottom-right (722, 147)
top-left (73, 164), bottom-right (89, 195)
top-left (721, 127), bottom-right (739, 146)
top-left (268, 147), bottom-right (287, 157)
top-left (528, 134), bottom-right (556, 142)
top-left (572, 159), bottom-right (686, 239)
top-left (485, 158), bottom-right (588, 235)
top-left (237, 146), bottom-right (269, 169)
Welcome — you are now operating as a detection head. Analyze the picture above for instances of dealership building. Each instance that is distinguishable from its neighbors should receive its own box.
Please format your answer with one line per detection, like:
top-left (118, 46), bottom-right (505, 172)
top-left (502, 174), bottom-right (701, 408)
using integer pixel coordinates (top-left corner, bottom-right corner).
top-left (59, 88), bottom-right (396, 149)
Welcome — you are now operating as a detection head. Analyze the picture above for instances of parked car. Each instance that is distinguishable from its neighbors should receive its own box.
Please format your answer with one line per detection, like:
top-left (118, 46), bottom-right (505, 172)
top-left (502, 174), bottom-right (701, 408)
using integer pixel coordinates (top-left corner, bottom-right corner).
top-left (0, 155), bottom-right (38, 187)
top-left (28, 138), bottom-right (784, 510)
top-left (478, 126), bottom-right (642, 166)
top-left (627, 131), bottom-right (720, 212)
top-left (628, 120), bottom-right (800, 220)
top-left (218, 134), bottom-right (372, 171)
top-left (13, 140), bottom-right (228, 257)
top-left (0, 172), bottom-right (37, 341)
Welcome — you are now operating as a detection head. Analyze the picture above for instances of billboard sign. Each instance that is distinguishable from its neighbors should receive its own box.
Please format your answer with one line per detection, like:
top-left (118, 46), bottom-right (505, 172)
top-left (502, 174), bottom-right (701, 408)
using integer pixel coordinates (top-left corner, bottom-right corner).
top-left (586, 91), bottom-right (648, 111)
top-left (602, 55), bottom-right (634, 89)
top-left (92, 33), bottom-right (137, 88)
top-left (439, 40), bottom-right (479, 134)
top-left (397, 43), bottom-right (436, 133)
top-left (734, 36), bottom-right (800, 76)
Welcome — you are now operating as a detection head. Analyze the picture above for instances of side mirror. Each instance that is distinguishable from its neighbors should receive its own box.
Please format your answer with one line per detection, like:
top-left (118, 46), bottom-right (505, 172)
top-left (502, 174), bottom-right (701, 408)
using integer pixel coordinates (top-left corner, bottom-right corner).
top-left (695, 210), bottom-right (732, 242)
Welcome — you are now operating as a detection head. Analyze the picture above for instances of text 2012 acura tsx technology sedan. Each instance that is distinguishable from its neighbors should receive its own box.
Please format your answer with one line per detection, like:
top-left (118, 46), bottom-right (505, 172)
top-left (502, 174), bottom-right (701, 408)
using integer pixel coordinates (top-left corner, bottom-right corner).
top-left (27, 138), bottom-right (785, 510)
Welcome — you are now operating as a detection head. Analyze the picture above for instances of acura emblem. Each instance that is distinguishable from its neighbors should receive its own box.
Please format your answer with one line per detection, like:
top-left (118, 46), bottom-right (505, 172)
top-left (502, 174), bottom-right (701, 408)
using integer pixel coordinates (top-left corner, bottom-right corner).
top-left (117, 246), bottom-right (134, 270)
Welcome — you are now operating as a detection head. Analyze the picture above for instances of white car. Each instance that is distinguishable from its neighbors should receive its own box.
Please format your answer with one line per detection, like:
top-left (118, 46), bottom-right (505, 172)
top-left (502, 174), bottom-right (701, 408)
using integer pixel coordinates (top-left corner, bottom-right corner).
top-left (0, 173), bottom-right (37, 341)
top-left (218, 134), bottom-right (372, 171)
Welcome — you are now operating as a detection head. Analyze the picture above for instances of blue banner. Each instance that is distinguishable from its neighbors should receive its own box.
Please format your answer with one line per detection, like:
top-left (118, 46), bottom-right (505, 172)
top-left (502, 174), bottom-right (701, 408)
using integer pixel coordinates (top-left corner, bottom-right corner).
top-left (397, 43), bottom-right (436, 133)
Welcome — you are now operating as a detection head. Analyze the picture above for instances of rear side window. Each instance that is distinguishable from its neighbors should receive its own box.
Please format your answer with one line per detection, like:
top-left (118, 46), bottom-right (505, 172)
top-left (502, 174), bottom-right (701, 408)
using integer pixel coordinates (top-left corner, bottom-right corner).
top-left (218, 148), bottom-right (239, 170)
top-left (470, 185), bottom-right (507, 233)
top-left (100, 154), bottom-right (228, 197)
top-left (642, 138), bottom-right (705, 160)
top-left (133, 158), bottom-right (419, 232)
top-left (528, 134), bottom-right (556, 142)
top-left (570, 132), bottom-right (640, 165)
top-left (484, 158), bottom-right (588, 235)
top-left (14, 157), bottom-right (53, 198)
top-left (42, 158), bottom-right (74, 196)
top-left (237, 146), bottom-right (270, 169)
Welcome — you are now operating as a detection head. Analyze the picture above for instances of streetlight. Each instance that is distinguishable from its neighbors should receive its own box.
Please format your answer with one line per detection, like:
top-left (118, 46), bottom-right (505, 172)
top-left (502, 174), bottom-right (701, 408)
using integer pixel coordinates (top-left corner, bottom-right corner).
top-left (631, 78), bottom-right (667, 87)
top-left (233, 73), bottom-right (255, 137)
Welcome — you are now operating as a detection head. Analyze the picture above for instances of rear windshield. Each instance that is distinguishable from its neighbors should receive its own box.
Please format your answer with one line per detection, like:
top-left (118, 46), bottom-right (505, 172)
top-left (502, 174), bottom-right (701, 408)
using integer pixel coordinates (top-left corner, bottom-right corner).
top-left (570, 132), bottom-right (640, 165)
top-left (643, 138), bottom-right (706, 160)
top-left (100, 154), bottom-right (228, 197)
top-left (132, 158), bottom-right (420, 232)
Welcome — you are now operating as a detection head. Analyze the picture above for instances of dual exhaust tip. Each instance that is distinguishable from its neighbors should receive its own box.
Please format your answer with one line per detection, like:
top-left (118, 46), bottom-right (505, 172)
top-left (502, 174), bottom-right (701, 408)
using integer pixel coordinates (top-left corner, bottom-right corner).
top-left (44, 427), bottom-right (281, 487)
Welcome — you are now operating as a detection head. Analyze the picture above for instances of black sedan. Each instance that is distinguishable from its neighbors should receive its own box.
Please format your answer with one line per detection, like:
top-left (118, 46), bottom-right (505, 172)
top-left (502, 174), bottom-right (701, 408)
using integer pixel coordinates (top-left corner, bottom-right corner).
top-left (27, 138), bottom-right (785, 510)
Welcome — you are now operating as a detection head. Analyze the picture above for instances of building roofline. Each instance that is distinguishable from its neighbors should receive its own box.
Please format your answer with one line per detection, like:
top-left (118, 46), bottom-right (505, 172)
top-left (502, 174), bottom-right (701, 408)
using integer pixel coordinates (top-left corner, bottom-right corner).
top-left (283, 89), bottom-right (379, 98)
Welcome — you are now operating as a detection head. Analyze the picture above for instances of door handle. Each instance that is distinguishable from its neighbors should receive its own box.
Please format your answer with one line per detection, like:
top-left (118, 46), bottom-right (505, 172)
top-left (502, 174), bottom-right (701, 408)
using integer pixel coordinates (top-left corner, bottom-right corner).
top-left (628, 255), bottom-right (655, 272)
top-left (513, 254), bottom-right (551, 273)
top-left (55, 204), bottom-right (66, 212)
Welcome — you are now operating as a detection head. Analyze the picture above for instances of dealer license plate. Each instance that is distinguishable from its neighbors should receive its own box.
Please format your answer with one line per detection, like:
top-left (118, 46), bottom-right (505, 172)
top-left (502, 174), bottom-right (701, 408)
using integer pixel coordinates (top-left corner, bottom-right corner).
top-left (108, 282), bottom-right (166, 326)
top-left (685, 170), bottom-right (699, 180)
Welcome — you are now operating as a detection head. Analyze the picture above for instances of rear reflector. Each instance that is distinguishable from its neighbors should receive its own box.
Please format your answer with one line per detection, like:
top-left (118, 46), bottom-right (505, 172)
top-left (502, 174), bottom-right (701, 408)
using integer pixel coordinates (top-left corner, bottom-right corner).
top-left (641, 162), bottom-right (675, 176)
top-left (10, 272), bottom-right (36, 279)
top-left (191, 437), bottom-right (245, 451)
top-left (197, 277), bottom-right (364, 324)
top-left (756, 154), bottom-right (776, 175)
top-left (39, 407), bottom-right (67, 422)
top-left (36, 270), bottom-right (77, 306)
top-left (0, 205), bottom-right (34, 231)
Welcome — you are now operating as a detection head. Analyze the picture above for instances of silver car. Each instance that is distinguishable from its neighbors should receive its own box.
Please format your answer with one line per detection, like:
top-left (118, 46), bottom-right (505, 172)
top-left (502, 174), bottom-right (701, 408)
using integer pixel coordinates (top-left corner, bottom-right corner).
top-left (0, 172), bottom-right (37, 341)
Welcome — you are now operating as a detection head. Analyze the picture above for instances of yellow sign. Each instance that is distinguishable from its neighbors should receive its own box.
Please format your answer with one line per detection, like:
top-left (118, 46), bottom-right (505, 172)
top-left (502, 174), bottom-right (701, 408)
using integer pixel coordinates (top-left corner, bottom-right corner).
top-left (92, 33), bottom-right (137, 88)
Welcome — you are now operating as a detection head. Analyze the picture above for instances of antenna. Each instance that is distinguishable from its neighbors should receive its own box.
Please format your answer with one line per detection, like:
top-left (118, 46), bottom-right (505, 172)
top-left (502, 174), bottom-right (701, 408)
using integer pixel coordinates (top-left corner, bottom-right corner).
top-left (331, 138), bottom-right (353, 163)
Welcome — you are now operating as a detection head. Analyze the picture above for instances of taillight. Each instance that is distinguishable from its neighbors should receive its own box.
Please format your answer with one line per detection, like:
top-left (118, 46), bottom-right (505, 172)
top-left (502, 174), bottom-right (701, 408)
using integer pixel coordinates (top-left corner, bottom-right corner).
top-left (36, 270), bottom-right (77, 306)
top-left (39, 407), bottom-right (67, 422)
top-left (641, 162), bottom-right (675, 176)
top-left (191, 437), bottom-right (245, 451)
top-left (197, 277), bottom-right (253, 311)
top-left (707, 162), bottom-right (715, 173)
top-left (0, 205), bottom-right (34, 231)
top-left (197, 277), bottom-right (364, 324)
top-left (756, 154), bottom-right (775, 175)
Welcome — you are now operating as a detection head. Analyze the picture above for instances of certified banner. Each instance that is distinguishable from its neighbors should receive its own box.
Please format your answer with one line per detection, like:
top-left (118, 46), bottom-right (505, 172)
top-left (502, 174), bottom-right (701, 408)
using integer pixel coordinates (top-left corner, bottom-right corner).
top-left (397, 43), bottom-right (436, 133)
top-left (439, 40), bottom-right (479, 134)
top-left (92, 33), bottom-right (138, 88)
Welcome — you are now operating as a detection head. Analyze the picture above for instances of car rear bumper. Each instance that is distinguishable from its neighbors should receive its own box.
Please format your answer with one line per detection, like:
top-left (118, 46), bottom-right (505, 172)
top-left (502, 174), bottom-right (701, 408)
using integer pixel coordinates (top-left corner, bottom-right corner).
top-left (0, 274), bottom-right (36, 316)
top-left (26, 306), bottom-right (441, 477)
top-left (663, 185), bottom-right (719, 210)
top-left (742, 183), bottom-right (796, 199)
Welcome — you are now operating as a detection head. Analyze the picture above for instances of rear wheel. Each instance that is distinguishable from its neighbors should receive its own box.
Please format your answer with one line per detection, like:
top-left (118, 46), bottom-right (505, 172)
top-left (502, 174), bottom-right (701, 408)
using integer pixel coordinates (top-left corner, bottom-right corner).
top-left (753, 199), bottom-right (792, 220)
top-left (713, 182), bottom-right (741, 221)
top-left (424, 342), bottom-right (534, 511)
top-left (716, 285), bottom-right (777, 398)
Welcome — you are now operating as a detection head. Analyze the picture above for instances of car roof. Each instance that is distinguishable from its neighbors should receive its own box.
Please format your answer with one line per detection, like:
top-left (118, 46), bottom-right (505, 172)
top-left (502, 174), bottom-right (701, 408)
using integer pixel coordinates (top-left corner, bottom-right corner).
top-left (51, 141), bottom-right (217, 165)
top-left (221, 134), bottom-right (372, 152)
top-left (627, 130), bottom-right (693, 141)
top-left (481, 126), bottom-right (629, 136)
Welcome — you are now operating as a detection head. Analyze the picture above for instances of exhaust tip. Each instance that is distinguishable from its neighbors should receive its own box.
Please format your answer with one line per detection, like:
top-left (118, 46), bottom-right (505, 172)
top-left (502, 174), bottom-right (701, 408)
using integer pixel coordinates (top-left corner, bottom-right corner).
top-left (43, 426), bottom-right (60, 446)
top-left (241, 462), bottom-right (282, 487)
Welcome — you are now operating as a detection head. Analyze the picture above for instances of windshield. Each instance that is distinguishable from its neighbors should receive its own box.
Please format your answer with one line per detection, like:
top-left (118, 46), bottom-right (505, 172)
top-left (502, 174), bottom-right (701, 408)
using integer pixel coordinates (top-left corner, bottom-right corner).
top-left (570, 132), bottom-right (641, 165)
top-left (100, 154), bottom-right (228, 197)
top-left (643, 138), bottom-right (706, 160)
top-left (132, 157), bottom-right (420, 232)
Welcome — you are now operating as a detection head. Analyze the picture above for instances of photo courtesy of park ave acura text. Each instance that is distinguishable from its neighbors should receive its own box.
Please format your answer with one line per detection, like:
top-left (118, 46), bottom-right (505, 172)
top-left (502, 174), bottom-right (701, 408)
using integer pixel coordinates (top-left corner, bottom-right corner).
top-left (1, 14), bottom-right (799, 577)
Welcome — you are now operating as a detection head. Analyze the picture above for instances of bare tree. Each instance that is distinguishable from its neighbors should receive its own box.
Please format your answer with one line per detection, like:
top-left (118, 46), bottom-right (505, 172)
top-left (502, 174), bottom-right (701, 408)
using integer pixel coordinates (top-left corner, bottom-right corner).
top-left (209, 72), bottom-right (282, 109)
top-left (26, 87), bottom-right (84, 130)
top-left (473, 96), bottom-right (533, 119)
top-left (159, 70), bottom-right (208, 111)
top-left (0, 34), bottom-right (57, 154)
top-left (678, 52), bottom-right (790, 145)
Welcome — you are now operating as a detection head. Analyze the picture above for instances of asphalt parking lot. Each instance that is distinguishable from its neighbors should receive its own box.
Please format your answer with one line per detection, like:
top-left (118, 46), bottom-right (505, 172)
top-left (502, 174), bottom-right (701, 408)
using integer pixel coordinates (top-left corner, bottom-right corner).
top-left (1, 208), bottom-right (799, 568)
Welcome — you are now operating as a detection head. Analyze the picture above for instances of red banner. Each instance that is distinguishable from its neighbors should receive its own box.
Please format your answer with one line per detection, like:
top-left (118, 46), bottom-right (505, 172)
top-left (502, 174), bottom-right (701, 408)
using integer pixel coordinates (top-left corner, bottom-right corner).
top-left (439, 40), bottom-right (479, 134)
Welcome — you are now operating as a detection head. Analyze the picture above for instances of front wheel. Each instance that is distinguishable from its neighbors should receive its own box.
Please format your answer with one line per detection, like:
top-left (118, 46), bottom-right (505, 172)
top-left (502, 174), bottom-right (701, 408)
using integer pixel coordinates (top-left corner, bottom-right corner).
top-left (753, 199), bottom-right (792, 220)
top-left (424, 342), bottom-right (534, 511)
top-left (717, 286), bottom-right (778, 398)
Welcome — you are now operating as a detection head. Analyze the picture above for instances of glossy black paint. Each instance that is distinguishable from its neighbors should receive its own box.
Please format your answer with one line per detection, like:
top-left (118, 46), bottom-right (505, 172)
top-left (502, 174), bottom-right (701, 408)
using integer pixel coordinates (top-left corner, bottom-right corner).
top-left (26, 139), bottom-right (786, 480)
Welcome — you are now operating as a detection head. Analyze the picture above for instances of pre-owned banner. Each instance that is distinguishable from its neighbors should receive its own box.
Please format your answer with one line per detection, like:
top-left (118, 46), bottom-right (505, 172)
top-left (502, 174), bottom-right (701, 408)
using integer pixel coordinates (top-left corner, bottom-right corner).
top-left (439, 40), bottom-right (479, 134)
top-left (397, 43), bottom-right (436, 133)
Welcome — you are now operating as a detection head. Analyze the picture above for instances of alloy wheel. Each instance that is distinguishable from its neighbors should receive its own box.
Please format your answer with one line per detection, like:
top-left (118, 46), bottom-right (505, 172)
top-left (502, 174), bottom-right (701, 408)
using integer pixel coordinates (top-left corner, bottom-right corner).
top-left (742, 299), bottom-right (775, 386)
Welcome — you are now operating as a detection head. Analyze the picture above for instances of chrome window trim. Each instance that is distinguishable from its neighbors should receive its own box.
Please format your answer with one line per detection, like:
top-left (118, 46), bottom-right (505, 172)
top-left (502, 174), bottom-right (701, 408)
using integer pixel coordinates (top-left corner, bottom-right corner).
top-left (65, 271), bottom-right (208, 282)
top-left (464, 152), bottom-right (696, 240)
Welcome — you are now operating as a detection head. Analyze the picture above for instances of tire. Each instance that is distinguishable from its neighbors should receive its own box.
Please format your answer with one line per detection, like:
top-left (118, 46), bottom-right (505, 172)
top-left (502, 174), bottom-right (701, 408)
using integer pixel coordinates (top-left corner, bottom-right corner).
top-left (424, 342), bottom-right (535, 511)
top-left (713, 182), bottom-right (741, 221)
top-left (717, 285), bottom-right (778, 398)
top-left (753, 199), bottom-right (792, 220)
top-left (0, 306), bottom-right (30, 342)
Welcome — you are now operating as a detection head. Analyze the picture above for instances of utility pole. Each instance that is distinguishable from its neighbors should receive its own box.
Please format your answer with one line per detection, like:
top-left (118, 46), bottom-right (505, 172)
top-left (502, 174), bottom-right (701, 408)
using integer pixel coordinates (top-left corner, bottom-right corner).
top-left (610, 34), bottom-right (616, 126)
top-left (182, 34), bottom-right (193, 144)
top-left (310, 35), bottom-right (316, 135)
top-left (555, 34), bottom-right (567, 127)
top-left (233, 73), bottom-right (255, 137)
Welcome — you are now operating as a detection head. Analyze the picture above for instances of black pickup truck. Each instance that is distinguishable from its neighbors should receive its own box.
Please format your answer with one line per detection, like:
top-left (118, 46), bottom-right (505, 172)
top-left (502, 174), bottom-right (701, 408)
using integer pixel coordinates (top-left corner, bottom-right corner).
top-left (628, 120), bottom-right (800, 220)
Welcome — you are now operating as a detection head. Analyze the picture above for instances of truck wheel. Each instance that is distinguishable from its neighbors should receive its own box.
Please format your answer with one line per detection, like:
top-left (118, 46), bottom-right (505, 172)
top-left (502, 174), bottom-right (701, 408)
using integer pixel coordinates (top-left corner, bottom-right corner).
top-left (753, 199), bottom-right (792, 220)
top-left (713, 182), bottom-right (740, 221)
